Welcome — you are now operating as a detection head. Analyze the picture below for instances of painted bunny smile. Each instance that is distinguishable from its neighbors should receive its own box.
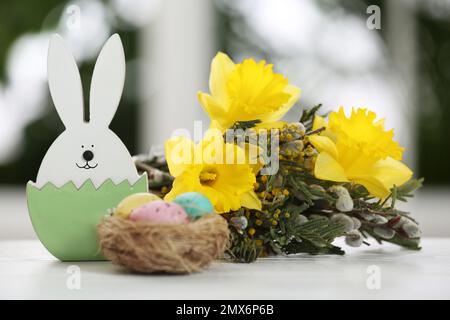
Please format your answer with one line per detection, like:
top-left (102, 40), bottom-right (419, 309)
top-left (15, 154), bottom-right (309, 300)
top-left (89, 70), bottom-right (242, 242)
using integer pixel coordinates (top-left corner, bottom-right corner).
top-left (76, 162), bottom-right (98, 170)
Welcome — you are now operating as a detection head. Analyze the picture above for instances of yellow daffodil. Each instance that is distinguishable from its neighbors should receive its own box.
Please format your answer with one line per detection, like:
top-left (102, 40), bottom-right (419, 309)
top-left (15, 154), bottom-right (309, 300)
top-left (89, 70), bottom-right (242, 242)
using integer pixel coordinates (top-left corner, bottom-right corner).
top-left (309, 107), bottom-right (412, 199)
top-left (198, 52), bottom-right (301, 132)
top-left (164, 131), bottom-right (261, 213)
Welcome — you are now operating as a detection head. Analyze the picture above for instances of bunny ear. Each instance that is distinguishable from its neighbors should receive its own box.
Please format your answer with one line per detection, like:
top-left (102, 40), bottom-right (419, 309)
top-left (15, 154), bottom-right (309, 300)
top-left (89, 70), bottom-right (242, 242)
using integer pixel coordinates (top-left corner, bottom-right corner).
top-left (89, 34), bottom-right (125, 128)
top-left (47, 34), bottom-right (84, 129)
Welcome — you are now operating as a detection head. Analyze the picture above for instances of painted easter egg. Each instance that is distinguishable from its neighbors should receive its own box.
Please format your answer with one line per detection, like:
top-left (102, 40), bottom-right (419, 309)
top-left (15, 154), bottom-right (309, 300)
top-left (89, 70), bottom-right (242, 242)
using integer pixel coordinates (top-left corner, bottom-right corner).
top-left (115, 192), bottom-right (161, 218)
top-left (129, 201), bottom-right (189, 224)
top-left (172, 192), bottom-right (214, 219)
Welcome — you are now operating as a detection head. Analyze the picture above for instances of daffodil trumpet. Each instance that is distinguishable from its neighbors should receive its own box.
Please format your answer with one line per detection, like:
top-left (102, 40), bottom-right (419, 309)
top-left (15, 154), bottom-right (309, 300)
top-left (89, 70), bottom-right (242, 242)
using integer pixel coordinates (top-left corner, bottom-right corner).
top-left (309, 107), bottom-right (412, 199)
top-left (198, 52), bottom-right (301, 132)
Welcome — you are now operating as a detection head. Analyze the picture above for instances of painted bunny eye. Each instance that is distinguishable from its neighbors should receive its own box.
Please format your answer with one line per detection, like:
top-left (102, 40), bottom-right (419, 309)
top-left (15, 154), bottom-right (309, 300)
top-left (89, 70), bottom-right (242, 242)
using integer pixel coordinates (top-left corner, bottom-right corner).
top-left (81, 145), bottom-right (84, 148)
top-left (91, 145), bottom-right (94, 148)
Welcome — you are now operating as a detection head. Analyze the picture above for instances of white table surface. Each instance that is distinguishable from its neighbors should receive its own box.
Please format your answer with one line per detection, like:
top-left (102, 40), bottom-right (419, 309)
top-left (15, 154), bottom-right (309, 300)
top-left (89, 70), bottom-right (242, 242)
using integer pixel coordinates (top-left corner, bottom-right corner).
top-left (1, 238), bottom-right (450, 300)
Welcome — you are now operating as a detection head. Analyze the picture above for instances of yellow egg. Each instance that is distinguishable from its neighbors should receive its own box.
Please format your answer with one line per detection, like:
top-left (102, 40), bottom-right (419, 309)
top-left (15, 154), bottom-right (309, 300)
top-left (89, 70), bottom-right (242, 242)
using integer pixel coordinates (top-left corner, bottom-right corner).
top-left (114, 192), bottom-right (161, 218)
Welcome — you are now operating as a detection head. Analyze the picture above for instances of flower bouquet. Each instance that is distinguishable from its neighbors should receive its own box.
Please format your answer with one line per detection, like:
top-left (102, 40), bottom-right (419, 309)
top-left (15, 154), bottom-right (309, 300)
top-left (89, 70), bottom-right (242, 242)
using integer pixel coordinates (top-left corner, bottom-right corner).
top-left (136, 53), bottom-right (423, 263)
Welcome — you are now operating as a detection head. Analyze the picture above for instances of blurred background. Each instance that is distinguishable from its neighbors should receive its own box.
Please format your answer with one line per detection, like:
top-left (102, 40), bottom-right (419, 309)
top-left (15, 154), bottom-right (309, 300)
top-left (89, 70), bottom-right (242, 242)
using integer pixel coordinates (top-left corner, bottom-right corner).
top-left (0, 0), bottom-right (449, 239)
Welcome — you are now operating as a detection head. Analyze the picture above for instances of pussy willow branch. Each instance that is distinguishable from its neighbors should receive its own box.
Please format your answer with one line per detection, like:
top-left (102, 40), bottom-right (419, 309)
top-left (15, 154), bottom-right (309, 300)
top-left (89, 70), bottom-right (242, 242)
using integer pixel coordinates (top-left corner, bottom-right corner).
top-left (134, 160), bottom-right (174, 188)
top-left (305, 126), bottom-right (326, 136)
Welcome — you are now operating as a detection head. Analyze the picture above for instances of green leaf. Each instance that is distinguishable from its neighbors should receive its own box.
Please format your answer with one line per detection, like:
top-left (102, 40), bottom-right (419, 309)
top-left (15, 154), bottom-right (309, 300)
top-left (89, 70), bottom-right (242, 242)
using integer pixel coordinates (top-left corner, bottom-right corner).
top-left (364, 229), bottom-right (421, 251)
top-left (284, 239), bottom-right (345, 255)
top-left (286, 203), bottom-right (309, 215)
top-left (228, 230), bottom-right (263, 263)
top-left (288, 176), bottom-right (314, 205)
top-left (230, 119), bottom-right (261, 131)
top-left (300, 104), bottom-right (322, 130)
top-left (292, 218), bottom-right (346, 248)
top-left (382, 234), bottom-right (422, 250)
top-left (391, 178), bottom-right (424, 202)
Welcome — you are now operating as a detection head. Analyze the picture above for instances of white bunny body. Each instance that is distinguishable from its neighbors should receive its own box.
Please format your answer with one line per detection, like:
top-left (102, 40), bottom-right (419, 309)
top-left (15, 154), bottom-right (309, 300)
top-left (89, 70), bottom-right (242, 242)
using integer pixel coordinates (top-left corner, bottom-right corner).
top-left (35, 34), bottom-right (140, 188)
top-left (36, 125), bottom-right (139, 188)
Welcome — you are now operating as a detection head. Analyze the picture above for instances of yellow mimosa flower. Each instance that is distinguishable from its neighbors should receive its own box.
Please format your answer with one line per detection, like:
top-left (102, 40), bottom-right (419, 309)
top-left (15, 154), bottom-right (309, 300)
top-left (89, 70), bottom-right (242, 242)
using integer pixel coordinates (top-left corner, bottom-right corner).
top-left (309, 107), bottom-right (413, 199)
top-left (198, 52), bottom-right (301, 132)
top-left (164, 132), bottom-right (261, 213)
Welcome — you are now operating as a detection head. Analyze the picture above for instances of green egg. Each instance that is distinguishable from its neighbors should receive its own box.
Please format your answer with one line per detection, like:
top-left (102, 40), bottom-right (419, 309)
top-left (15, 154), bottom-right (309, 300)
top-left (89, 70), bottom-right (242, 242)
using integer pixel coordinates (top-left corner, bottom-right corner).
top-left (173, 192), bottom-right (214, 219)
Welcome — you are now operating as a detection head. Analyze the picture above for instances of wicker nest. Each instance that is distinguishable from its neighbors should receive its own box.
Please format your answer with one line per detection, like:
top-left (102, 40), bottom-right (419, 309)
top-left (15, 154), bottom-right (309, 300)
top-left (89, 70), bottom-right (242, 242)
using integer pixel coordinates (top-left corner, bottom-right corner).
top-left (97, 214), bottom-right (229, 274)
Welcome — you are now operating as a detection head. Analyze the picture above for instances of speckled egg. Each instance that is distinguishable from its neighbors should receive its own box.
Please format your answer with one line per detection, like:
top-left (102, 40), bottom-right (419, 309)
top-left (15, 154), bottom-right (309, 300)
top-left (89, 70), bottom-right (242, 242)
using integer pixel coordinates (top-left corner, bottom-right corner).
top-left (172, 192), bottom-right (214, 219)
top-left (129, 200), bottom-right (189, 224)
top-left (114, 192), bottom-right (161, 218)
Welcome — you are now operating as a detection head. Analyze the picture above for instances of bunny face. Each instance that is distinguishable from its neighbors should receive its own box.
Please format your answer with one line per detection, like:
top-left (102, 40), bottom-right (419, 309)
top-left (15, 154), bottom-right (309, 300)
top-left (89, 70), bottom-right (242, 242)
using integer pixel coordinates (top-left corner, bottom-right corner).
top-left (35, 34), bottom-right (140, 189)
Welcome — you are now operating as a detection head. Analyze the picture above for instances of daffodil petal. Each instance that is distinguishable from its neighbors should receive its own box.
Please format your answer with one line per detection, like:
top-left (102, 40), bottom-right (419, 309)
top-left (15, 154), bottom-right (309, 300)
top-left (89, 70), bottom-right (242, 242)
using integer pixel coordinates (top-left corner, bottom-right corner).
top-left (164, 136), bottom-right (195, 177)
top-left (209, 52), bottom-right (235, 101)
top-left (240, 190), bottom-right (262, 210)
top-left (209, 119), bottom-right (225, 131)
top-left (259, 84), bottom-right (301, 123)
top-left (254, 120), bottom-right (287, 130)
top-left (349, 157), bottom-right (413, 199)
top-left (211, 188), bottom-right (241, 213)
top-left (198, 92), bottom-right (230, 130)
top-left (164, 185), bottom-right (183, 202)
top-left (350, 175), bottom-right (390, 199)
top-left (308, 135), bottom-right (339, 160)
top-left (313, 115), bottom-right (327, 131)
top-left (164, 170), bottom-right (198, 201)
top-left (314, 152), bottom-right (349, 182)
top-left (312, 115), bottom-right (337, 141)
top-left (372, 157), bottom-right (413, 187)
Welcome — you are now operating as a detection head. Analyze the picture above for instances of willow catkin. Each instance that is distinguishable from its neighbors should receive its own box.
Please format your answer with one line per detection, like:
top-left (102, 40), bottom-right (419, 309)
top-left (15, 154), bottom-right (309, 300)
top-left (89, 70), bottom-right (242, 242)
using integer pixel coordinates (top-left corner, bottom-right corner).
top-left (97, 214), bottom-right (229, 274)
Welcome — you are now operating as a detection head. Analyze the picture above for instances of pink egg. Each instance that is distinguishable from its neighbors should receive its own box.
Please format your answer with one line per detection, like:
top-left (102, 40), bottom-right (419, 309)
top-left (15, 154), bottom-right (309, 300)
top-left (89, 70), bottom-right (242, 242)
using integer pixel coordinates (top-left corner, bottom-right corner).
top-left (129, 201), bottom-right (189, 224)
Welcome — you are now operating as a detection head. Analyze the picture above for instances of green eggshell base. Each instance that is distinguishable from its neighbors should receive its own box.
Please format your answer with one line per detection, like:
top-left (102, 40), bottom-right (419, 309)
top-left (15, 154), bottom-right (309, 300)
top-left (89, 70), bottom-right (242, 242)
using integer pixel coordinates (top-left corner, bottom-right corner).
top-left (26, 174), bottom-right (148, 261)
